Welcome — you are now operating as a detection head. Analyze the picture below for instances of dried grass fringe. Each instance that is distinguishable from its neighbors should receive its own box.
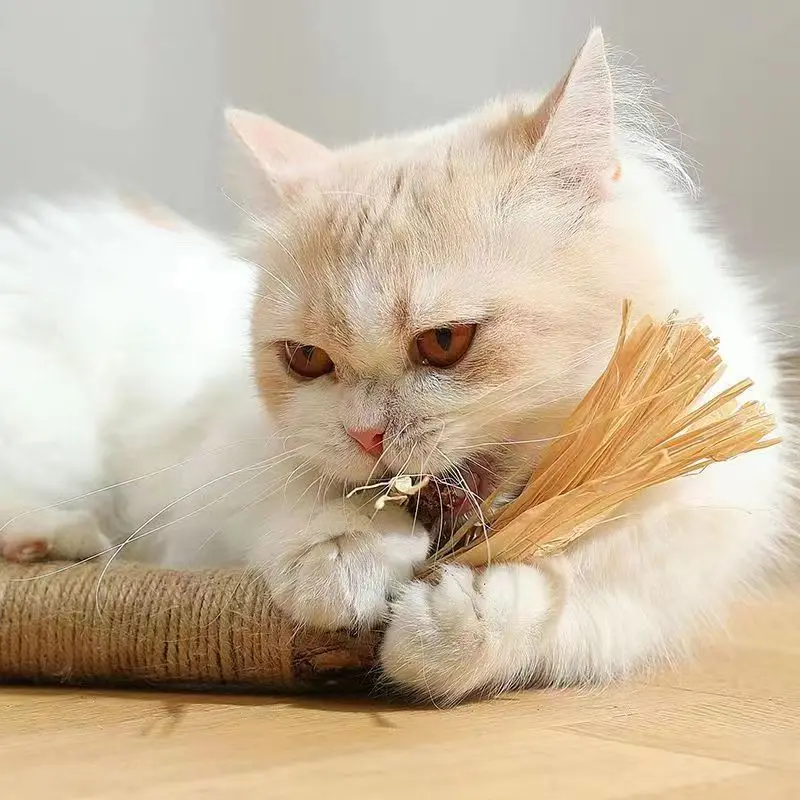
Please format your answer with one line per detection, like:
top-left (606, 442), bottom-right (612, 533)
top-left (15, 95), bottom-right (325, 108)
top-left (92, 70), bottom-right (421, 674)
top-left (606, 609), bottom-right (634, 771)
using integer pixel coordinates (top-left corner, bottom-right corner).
top-left (424, 301), bottom-right (780, 571)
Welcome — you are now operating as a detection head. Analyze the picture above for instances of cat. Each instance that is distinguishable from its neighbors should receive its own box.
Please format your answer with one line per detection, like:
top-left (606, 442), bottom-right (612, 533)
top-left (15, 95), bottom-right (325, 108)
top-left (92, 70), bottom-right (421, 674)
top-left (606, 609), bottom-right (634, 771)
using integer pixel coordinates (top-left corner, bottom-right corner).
top-left (0, 28), bottom-right (793, 704)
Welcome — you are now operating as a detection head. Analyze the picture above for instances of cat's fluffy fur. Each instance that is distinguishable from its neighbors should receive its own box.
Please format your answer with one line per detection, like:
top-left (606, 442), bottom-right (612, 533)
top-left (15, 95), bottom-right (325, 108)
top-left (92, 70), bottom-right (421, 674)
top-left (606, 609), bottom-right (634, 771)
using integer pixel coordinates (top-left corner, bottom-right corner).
top-left (0, 30), bottom-right (794, 704)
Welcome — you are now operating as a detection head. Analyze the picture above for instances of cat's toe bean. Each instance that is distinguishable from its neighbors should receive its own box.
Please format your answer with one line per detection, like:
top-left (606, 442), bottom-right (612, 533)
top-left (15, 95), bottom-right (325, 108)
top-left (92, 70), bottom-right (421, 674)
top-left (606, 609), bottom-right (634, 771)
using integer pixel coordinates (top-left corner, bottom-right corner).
top-left (381, 563), bottom-right (552, 704)
top-left (0, 509), bottom-right (110, 563)
top-left (0, 535), bottom-right (53, 563)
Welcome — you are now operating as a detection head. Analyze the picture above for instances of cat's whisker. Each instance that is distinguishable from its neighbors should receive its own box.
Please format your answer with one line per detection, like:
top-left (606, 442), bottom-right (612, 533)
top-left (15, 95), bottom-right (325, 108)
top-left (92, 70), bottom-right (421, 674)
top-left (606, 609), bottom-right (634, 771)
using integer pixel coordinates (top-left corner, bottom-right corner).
top-left (450, 432), bottom-right (566, 450)
top-left (237, 254), bottom-right (298, 306)
top-left (0, 440), bottom-right (309, 536)
top-left (203, 462), bottom-right (322, 556)
top-left (293, 471), bottom-right (326, 508)
top-left (93, 459), bottom-right (321, 610)
top-left (93, 447), bottom-right (309, 561)
top-left (766, 325), bottom-right (797, 339)
top-left (292, 471), bottom-right (330, 528)
top-left (92, 454), bottom-right (315, 607)
top-left (251, 219), bottom-right (311, 290)
top-left (410, 453), bottom-right (425, 536)
top-left (220, 189), bottom-right (304, 287)
top-left (220, 188), bottom-right (263, 227)
top-left (434, 448), bottom-right (492, 559)
top-left (117, 461), bottom-right (294, 555)
top-left (431, 475), bottom-right (446, 565)
top-left (461, 454), bottom-right (507, 485)
top-left (364, 423), bottom-right (412, 483)
top-left (455, 362), bottom-right (739, 452)
top-left (15, 450), bottom-right (307, 588)
top-left (432, 471), bottom-right (485, 522)
top-left (447, 337), bottom-right (615, 423)
top-left (227, 195), bottom-right (309, 293)
top-left (314, 473), bottom-right (343, 526)
top-left (281, 458), bottom-right (319, 502)
top-left (348, 424), bottom-right (414, 514)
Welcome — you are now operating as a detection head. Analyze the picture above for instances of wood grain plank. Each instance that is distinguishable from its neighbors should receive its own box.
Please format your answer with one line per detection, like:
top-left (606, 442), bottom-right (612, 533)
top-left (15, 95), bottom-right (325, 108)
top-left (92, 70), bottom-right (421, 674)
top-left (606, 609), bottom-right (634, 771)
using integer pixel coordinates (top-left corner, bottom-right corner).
top-left (1, 579), bottom-right (798, 799)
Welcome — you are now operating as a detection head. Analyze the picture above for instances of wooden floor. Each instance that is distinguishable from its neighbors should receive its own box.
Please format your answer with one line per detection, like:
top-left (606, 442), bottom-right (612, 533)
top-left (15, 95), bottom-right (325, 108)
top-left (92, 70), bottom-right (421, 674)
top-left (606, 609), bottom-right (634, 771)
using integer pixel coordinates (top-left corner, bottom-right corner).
top-left (1, 586), bottom-right (798, 799)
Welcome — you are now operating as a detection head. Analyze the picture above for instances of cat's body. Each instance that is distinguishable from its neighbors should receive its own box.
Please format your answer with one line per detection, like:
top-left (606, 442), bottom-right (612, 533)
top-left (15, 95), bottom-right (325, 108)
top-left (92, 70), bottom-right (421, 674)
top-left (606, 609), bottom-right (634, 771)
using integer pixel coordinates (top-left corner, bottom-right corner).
top-left (0, 199), bottom-right (262, 567)
top-left (0, 30), bottom-right (794, 703)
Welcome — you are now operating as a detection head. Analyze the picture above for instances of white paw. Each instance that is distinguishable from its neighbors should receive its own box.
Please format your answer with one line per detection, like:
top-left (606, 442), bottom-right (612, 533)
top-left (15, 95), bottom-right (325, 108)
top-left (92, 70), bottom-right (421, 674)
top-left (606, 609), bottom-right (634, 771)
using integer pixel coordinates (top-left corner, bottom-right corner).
top-left (0, 509), bottom-right (111, 563)
top-left (267, 522), bottom-right (428, 631)
top-left (381, 563), bottom-right (552, 704)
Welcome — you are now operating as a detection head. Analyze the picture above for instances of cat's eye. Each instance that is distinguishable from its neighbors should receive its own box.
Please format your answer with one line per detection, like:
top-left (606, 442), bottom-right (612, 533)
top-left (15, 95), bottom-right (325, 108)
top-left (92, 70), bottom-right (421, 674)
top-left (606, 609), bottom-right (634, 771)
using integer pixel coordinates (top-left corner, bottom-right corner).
top-left (283, 341), bottom-right (335, 379)
top-left (415, 323), bottom-right (477, 368)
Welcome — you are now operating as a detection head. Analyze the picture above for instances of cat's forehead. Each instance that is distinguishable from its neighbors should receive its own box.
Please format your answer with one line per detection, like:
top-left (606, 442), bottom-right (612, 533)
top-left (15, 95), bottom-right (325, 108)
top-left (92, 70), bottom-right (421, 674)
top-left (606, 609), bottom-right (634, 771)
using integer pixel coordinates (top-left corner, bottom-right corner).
top-left (284, 150), bottom-right (501, 345)
top-left (251, 121), bottom-right (557, 364)
top-left (294, 228), bottom-right (492, 370)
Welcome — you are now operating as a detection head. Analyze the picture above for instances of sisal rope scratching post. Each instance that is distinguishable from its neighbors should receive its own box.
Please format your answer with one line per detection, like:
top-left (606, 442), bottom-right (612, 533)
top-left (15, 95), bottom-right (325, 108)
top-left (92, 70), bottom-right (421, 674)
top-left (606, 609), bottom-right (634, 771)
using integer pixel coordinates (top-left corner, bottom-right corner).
top-left (0, 303), bottom-right (780, 692)
top-left (0, 562), bottom-right (378, 691)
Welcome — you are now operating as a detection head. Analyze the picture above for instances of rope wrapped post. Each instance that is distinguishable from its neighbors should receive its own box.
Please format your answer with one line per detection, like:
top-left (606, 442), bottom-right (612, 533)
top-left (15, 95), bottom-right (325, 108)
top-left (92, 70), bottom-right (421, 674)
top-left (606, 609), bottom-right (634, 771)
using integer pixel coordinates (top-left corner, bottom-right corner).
top-left (0, 562), bottom-right (380, 691)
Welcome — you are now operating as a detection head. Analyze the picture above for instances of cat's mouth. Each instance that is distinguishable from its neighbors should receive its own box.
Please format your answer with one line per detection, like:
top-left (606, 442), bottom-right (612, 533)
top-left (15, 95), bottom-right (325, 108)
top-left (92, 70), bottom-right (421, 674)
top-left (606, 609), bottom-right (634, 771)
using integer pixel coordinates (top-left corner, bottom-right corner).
top-left (408, 459), bottom-right (497, 543)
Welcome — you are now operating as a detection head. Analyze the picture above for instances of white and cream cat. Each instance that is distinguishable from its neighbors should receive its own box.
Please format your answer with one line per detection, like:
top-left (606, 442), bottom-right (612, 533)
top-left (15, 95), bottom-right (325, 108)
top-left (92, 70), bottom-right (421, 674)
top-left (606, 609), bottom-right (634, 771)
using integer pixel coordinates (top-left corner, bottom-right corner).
top-left (0, 30), bottom-right (793, 703)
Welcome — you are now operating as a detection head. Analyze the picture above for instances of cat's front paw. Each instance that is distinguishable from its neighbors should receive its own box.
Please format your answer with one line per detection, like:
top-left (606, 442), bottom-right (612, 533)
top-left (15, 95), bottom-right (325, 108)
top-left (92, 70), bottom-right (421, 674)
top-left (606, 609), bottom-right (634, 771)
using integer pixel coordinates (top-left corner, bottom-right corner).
top-left (380, 563), bottom-right (553, 704)
top-left (267, 520), bottom-right (428, 631)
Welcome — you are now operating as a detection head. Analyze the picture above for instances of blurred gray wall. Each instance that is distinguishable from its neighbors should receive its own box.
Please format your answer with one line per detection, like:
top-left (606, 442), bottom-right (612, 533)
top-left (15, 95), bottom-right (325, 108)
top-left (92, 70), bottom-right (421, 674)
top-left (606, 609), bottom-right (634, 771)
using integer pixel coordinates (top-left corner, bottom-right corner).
top-left (1, 1), bottom-right (798, 325)
top-left (0, 1), bottom-right (222, 224)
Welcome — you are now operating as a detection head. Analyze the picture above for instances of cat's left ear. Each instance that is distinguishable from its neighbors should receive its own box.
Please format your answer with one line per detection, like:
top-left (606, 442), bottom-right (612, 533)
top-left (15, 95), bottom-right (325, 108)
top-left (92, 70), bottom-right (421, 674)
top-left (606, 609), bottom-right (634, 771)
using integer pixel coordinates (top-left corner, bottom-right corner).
top-left (225, 108), bottom-right (331, 196)
top-left (498, 28), bottom-right (620, 198)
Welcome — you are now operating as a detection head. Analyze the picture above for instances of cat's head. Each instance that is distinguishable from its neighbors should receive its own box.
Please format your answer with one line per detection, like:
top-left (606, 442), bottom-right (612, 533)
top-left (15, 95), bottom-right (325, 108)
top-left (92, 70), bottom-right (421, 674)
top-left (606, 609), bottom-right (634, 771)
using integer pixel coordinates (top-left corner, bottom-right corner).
top-left (227, 29), bottom-right (680, 510)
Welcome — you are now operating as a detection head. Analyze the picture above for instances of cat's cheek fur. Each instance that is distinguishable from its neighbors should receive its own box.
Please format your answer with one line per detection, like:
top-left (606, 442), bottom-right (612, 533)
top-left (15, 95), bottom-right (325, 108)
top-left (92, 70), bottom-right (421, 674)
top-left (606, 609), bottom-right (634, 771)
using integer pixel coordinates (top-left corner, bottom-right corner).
top-left (254, 502), bottom-right (429, 630)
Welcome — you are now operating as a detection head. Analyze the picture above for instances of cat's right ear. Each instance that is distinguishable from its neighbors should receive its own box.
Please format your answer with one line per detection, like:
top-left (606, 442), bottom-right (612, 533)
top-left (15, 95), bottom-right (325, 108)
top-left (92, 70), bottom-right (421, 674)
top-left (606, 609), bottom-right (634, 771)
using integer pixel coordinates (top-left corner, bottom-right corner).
top-left (224, 109), bottom-right (330, 214)
top-left (225, 109), bottom-right (330, 183)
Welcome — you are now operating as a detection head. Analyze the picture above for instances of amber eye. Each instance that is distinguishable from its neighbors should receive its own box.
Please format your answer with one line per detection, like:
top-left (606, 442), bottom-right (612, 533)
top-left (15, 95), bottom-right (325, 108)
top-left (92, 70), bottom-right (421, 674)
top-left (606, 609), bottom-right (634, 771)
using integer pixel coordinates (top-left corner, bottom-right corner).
top-left (415, 323), bottom-right (477, 368)
top-left (283, 342), bottom-right (335, 379)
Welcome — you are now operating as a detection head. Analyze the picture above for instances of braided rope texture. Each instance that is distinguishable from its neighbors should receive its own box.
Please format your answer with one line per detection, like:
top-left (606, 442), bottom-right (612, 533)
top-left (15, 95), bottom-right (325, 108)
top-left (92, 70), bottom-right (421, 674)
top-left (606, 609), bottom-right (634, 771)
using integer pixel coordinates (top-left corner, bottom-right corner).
top-left (0, 562), bottom-right (379, 692)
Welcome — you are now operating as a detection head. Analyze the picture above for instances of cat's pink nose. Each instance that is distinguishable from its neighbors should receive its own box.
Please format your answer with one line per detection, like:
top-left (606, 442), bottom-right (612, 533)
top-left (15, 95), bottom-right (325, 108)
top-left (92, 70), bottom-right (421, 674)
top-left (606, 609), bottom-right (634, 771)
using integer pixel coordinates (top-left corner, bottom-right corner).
top-left (347, 427), bottom-right (384, 457)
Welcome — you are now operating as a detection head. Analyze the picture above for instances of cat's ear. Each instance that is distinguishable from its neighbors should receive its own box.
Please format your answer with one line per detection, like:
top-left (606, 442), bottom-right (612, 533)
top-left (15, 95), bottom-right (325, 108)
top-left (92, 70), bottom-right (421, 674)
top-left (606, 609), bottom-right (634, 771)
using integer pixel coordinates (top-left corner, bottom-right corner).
top-left (225, 109), bottom-right (330, 180)
top-left (500, 28), bottom-right (618, 196)
top-left (224, 109), bottom-right (330, 213)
